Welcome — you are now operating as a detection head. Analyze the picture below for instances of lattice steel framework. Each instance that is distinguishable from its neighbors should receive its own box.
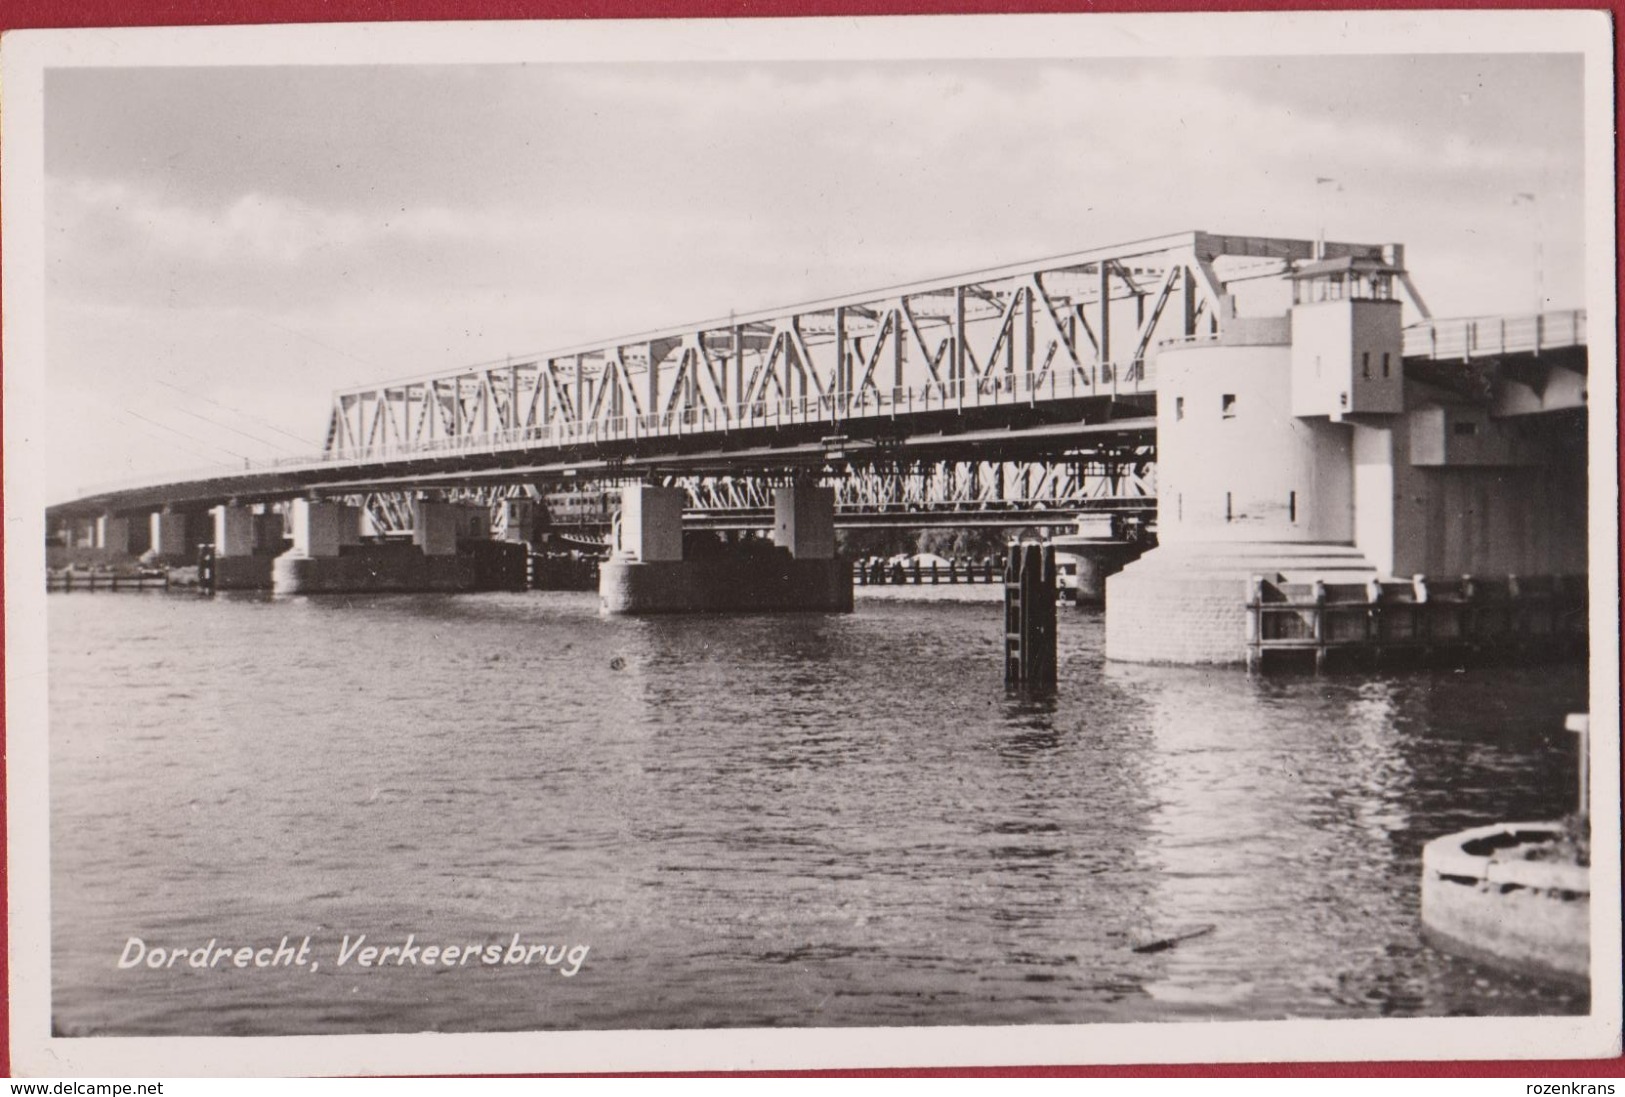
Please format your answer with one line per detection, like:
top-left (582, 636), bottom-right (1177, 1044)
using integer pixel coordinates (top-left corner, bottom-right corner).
top-left (48, 231), bottom-right (1462, 527)
top-left (341, 450), bottom-right (1155, 538)
top-left (322, 232), bottom-right (1415, 465)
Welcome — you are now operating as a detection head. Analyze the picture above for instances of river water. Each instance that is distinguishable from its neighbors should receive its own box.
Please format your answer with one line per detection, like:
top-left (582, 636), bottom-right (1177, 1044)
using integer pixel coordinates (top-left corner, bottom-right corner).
top-left (48, 588), bottom-right (1588, 1037)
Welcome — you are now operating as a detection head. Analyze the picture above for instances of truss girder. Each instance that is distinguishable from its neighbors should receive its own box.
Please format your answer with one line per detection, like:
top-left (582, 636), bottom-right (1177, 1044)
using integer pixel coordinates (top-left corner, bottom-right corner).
top-left (666, 457), bottom-right (1154, 518)
top-left (323, 231), bottom-right (1392, 463)
top-left (338, 449), bottom-right (1154, 539)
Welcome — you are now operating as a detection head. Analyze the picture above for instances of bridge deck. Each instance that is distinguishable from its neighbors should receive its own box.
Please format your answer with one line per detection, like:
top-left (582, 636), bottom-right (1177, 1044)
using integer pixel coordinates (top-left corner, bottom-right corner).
top-left (45, 222), bottom-right (1585, 522)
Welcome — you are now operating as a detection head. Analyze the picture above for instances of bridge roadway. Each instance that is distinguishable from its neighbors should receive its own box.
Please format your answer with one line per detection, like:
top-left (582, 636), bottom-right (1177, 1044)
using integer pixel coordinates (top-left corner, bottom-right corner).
top-left (48, 229), bottom-right (1586, 526)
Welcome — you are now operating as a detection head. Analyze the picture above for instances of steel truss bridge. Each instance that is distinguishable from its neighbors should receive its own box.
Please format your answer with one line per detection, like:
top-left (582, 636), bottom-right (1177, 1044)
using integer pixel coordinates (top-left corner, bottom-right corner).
top-left (48, 229), bottom-right (1584, 539)
top-left (356, 454), bottom-right (1158, 543)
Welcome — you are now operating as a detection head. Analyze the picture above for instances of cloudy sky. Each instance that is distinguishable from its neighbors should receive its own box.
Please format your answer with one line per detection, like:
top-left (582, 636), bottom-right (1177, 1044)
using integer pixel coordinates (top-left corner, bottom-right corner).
top-left (42, 49), bottom-right (1587, 501)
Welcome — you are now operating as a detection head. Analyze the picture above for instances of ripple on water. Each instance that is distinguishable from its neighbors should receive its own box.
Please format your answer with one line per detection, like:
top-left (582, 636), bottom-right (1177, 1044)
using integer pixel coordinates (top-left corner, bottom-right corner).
top-left (46, 591), bottom-right (1590, 1035)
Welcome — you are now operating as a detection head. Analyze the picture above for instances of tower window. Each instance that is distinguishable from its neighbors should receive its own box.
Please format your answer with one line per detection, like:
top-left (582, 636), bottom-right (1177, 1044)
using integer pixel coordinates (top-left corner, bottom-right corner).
top-left (1362, 351), bottom-right (1371, 379)
top-left (1221, 394), bottom-right (1237, 419)
top-left (1289, 491), bottom-right (1297, 523)
top-left (1225, 492), bottom-right (1233, 522)
top-left (1453, 420), bottom-right (1480, 437)
top-left (1175, 396), bottom-right (1185, 421)
top-left (1382, 352), bottom-right (1391, 378)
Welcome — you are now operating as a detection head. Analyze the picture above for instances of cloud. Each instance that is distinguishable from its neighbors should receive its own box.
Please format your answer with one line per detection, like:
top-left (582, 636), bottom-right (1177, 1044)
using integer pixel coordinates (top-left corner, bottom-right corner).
top-left (40, 56), bottom-right (1589, 497)
top-left (550, 60), bottom-right (1569, 191)
top-left (53, 179), bottom-right (367, 266)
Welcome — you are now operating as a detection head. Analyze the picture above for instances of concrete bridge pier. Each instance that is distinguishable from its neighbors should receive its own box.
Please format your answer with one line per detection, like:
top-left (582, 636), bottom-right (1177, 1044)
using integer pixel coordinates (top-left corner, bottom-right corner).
top-left (96, 514), bottom-right (133, 556)
top-left (1056, 541), bottom-right (1144, 606)
top-left (272, 497), bottom-right (519, 594)
top-left (272, 500), bottom-right (363, 593)
top-left (291, 499), bottom-right (362, 557)
top-left (215, 505), bottom-right (254, 557)
top-left (65, 515), bottom-right (97, 550)
top-left (500, 499), bottom-right (542, 545)
top-left (601, 483), bottom-right (851, 614)
top-left (415, 499), bottom-right (511, 589)
top-left (619, 484), bottom-right (686, 563)
top-left (210, 504), bottom-right (285, 590)
top-left (772, 485), bottom-right (836, 561)
top-left (145, 508), bottom-right (207, 566)
top-left (414, 500), bottom-right (488, 556)
top-left (47, 512), bottom-right (148, 570)
top-left (255, 511), bottom-right (286, 555)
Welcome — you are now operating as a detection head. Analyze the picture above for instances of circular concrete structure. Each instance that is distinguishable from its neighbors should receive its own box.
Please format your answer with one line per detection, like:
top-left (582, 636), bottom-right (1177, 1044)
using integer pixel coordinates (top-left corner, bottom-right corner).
top-left (1420, 821), bottom-right (1589, 987)
top-left (1156, 337), bottom-right (1352, 545)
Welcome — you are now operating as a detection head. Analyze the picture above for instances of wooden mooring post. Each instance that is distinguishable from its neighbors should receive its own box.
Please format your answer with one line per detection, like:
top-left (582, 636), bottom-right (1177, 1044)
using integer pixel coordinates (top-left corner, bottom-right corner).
top-left (1004, 542), bottom-right (1057, 684)
top-left (197, 543), bottom-right (216, 595)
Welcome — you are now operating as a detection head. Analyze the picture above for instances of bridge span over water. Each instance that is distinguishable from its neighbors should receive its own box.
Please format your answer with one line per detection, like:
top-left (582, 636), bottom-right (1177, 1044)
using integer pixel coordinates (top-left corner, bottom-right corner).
top-left (49, 229), bottom-right (1586, 540)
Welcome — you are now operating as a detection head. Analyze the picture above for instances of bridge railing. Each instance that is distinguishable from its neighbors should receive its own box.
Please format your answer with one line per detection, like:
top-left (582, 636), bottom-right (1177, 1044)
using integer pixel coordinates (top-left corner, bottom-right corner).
top-left (1403, 309), bottom-right (1586, 362)
top-left (317, 360), bottom-right (1155, 466)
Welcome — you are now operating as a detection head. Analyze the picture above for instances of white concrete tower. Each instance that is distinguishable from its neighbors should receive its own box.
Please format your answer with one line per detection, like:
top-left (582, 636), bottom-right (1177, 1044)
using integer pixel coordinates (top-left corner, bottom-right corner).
top-left (1106, 254), bottom-right (1408, 663)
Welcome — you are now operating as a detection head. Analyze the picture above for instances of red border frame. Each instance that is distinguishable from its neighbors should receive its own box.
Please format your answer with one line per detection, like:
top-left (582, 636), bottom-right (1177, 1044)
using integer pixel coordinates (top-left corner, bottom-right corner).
top-left (0, 0), bottom-right (1617, 24)
top-left (3, 0), bottom-right (1620, 1079)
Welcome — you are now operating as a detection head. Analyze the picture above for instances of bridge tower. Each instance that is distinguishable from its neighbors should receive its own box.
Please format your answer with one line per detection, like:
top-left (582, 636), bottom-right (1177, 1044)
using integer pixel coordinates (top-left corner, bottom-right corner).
top-left (1107, 254), bottom-right (1405, 663)
top-left (1107, 245), bottom-right (1586, 665)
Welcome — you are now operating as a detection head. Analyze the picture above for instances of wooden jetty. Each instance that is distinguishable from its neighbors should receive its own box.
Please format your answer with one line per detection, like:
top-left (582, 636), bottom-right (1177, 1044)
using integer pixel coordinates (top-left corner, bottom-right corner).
top-left (1245, 574), bottom-right (1586, 671)
top-left (47, 569), bottom-right (171, 593)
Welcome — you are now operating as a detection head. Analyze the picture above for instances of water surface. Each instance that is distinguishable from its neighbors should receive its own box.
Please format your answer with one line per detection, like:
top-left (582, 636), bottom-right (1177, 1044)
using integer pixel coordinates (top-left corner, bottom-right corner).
top-left (48, 590), bottom-right (1588, 1035)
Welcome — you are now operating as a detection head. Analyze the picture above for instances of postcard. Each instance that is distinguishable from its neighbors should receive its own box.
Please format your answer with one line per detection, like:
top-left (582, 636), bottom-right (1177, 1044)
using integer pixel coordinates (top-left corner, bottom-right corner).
top-left (5, 9), bottom-right (1619, 1076)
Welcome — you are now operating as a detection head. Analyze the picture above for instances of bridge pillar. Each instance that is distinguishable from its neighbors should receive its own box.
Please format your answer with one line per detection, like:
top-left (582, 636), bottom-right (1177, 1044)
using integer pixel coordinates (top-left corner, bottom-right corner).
top-left (772, 485), bottom-right (835, 560)
top-left (288, 499), bottom-right (362, 558)
top-left (1054, 540), bottom-right (1145, 606)
top-left (275, 499), bottom-right (513, 594)
top-left (148, 510), bottom-right (194, 563)
top-left (414, 501), bottom-right (463, 556)
top-left (95, 514), bottom-right (132, 555)
top-left (501, 499), bottom-right (539, 544)
top-left (255, 511), bottom-right (286, 554)
top-left (1352, 424), bottom-right (1398, 578)
top-left (409, 501), bottom-right (490, 555)
top-left (212, 506), bottom-right (256, 557)
top-left (274, 500), bottom-right (365, 594)
top-left (601, 482), bottom-right (850, 614)
top-left (617, 485), bottom-right (685, 562)
top-left (68, 516), bottom-right (97, 549)
top-left (209, 504), bottom-right (278, 590)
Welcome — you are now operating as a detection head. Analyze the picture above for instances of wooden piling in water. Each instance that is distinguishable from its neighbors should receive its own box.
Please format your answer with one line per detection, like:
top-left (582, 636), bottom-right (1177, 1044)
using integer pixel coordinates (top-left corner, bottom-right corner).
top-left (1004, 543), bottom-right (1057, 684)
top-left (197, 543), bottom-right (216, 595)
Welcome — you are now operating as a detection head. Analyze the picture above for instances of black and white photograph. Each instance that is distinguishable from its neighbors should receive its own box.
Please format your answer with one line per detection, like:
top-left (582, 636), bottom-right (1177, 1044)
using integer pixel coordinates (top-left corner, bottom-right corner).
top-left (4, 10), bottom-right (1620, 1076)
